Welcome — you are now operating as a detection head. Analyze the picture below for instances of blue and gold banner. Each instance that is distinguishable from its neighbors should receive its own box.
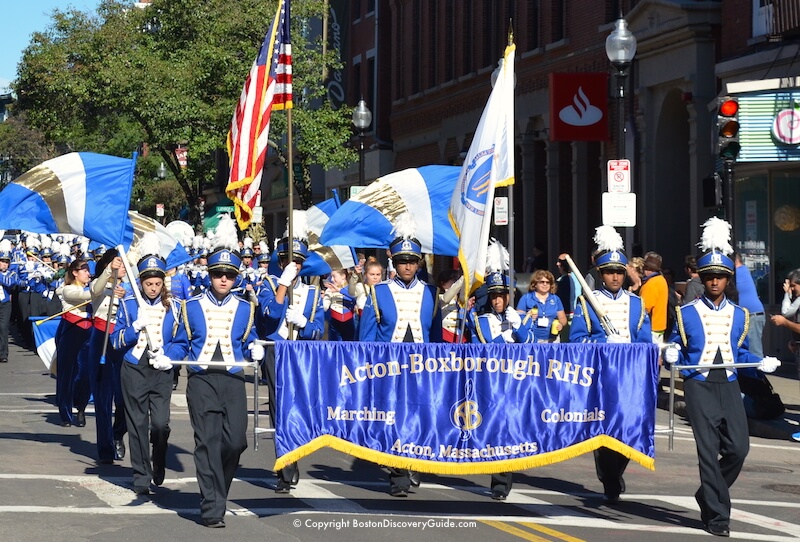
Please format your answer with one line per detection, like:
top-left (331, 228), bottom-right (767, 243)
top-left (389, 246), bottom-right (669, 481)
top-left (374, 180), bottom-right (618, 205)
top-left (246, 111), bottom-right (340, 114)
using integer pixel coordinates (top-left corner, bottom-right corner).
top-left (273, 342), bottom-right (659, 474)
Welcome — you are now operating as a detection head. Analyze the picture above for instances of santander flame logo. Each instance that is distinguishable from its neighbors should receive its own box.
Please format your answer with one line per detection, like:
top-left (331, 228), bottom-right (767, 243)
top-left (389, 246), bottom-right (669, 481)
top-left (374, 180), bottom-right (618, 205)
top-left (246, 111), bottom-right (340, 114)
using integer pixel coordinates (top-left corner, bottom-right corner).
top-left (559, 86), bottom-right (603, 127)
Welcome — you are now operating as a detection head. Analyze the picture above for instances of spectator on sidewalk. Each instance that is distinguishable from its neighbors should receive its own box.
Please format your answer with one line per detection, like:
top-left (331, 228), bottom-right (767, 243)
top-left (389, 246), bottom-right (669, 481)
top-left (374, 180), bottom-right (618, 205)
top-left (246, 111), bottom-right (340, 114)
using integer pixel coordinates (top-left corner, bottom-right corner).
top-left (734, 253), bottom-right (766, 358)
top-left (640, 252), bottom-right (668, 343)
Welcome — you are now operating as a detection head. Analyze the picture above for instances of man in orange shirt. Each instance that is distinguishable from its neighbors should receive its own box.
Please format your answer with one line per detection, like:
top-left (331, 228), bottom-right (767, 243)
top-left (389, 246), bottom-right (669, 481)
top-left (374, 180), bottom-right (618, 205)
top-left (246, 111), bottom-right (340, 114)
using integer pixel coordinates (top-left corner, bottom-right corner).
top-left (639, 251), bottom-right (668, 343)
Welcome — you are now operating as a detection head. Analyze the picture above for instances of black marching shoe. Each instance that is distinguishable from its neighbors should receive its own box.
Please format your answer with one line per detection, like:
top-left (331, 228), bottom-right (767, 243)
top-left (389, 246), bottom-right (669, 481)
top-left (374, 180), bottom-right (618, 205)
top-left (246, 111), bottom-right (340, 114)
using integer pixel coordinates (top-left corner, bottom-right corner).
top-left (275, 480), bottom-right (291, 494)
top-left (389, 486), bottom-right (408, 498)
top-left (0, 358), bottom-right (8, 363)
top-left (408, 470), bottom-right (421, 488)
top-left (133, 486), bottom-right (152, 496)
top-left (75, 411), bottom-right (86, 427)
top-left (152, 462), bottom-right (165, 487)
top-left (60, 420), bottom-right (72, 427)
top-left (491, 490), bottom-right (507, 501)
top-left (114, 439), bottom-right (126, 460)
top-left (704, 524), bottom-right (730, 537)
top-left (203, 518), bottom-right (226, 528)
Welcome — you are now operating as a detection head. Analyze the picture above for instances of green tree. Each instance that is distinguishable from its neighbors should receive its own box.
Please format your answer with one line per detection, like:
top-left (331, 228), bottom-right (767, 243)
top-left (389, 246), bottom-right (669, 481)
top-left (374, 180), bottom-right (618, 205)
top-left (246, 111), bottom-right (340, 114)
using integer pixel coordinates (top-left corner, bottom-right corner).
top-left (13, 0), bottom-right (355, 221)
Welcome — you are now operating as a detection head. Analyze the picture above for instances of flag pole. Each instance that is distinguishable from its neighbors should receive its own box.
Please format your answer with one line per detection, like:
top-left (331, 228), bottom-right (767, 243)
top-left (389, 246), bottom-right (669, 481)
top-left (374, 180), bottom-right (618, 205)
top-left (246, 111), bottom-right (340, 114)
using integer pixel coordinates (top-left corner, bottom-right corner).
top-left (286, 108), bottom-right (295, 338)
top-left (505, 22), bottom-right (516, 308)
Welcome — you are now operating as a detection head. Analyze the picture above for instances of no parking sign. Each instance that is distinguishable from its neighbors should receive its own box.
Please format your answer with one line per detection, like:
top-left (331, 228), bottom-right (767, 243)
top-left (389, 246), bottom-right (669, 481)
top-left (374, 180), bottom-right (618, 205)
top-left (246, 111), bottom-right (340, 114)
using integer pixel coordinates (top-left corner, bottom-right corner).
top-left (607, 159), bottom-right (631, 193)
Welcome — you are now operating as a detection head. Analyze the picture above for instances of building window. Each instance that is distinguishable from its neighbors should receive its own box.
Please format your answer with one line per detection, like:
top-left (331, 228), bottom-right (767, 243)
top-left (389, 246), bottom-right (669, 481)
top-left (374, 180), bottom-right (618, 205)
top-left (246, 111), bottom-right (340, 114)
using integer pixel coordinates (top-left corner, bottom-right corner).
top-left (527, 0), bottom-right (540, 50)
top-left (462, 3), bottom-right (473, 75)
top-left (412, 0), bottom-right (421, 93)
top-left (429, 0), bottom-right (438, 88)
top-left (445, 0), bottom-right (455, 81)
top-left (551, 0), bottom-right (565, 42)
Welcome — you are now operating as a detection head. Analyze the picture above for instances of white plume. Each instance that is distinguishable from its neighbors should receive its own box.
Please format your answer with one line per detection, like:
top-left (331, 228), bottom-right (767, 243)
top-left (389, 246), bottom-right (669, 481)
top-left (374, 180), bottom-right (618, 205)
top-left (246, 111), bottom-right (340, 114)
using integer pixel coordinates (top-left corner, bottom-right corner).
top-left (40, 235), bottom-right (52, 250)
top-left (259, 240), bottom-right (269, 254)
top-left (243, 236), bottom-right (253, 249)
top-left (210, 214), bottom-right (239, 251)
top-left (58, 243), bottom-right (70, 259)
top-left (51, 241), bottom-right (61, 254)
top-left (282, 210), bottom-right (308, 242)
top-left (391, 211), bottom-right (416, 241)
top-left (594, 225), bottom-right (624, 252)
top-left (697, 217), bottom-right (733, 255)
top-left (486, 238), bottom-right (509, 273)
top-left (192, 235), bottom-right (204, 250)
top-left (26, 236), bottom-right (41, 250)
top-left (138, 232), bottom-right (161, 259)
top-left (0, 239), bottom-right (11, 253)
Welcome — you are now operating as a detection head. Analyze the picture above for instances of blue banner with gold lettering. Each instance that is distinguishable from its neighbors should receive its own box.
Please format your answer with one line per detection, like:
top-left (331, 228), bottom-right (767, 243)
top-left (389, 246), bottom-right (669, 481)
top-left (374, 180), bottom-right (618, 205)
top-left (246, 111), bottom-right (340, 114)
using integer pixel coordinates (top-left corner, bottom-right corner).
top-left (273, 342), bottom-right (659, 474)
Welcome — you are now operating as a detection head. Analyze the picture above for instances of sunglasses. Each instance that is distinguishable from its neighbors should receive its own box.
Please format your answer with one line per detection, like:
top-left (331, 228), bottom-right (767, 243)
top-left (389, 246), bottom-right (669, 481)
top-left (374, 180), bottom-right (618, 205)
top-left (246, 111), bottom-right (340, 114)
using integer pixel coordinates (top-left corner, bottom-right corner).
top-left (210, 271), bottom-right (238, 280)
top-left (78, 265), bottom-right (90, 271)
top-left (537, 280), bottom-right (551, 284)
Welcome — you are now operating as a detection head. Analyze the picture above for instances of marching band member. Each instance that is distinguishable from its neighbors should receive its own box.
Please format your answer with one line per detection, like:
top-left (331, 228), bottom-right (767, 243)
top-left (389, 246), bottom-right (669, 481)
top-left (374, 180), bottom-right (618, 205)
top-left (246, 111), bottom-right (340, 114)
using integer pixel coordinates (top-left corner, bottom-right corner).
top-left (0, 241), bottom-right (21, 364)
top-left (665, 218), bottom-right (780, 537)
top-left (87, 249), bottom-right (129, 463)
top-left (54, 259), bottom-right (94, 427)
top-left (112, 234), bottom-right (181, 495)
top-left (438, 269), bottom-right (466, 343)
top-left (358, 212), bottom-right (442, 497)
top-left (165, 215), bottom-right (262, 528)
top-left (258, 212), bottom-right (325, 493)
top-left (569, 226), bottom-right (652, 504)
top-left (322, 268), bottom-right (357, 341)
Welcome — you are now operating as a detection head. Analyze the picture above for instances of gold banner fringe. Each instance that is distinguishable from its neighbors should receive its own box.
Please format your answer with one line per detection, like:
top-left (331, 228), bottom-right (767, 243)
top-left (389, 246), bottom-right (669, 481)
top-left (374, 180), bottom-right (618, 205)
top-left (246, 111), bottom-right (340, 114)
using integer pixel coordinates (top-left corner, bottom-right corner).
top-left (273, 434), bottom-right (655, 475)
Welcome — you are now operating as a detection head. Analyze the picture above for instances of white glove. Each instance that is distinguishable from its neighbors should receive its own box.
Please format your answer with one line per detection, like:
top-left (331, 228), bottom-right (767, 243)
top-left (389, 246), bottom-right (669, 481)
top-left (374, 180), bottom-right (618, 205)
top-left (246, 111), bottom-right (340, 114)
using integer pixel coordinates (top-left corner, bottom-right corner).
top-left (151, 354), bottom-right (173, 371)
top-left (759, 356), bottom-right (781, 373)
top-left (249, 342), bottom-right (265, 362)
top-left (24, 261), bottom-right (35, 273)
top-left (245, 267), bottom-right (256, 280)
top-left (286, 306), bottom-right (308, 328)
top-left (132, 315), bottom-right (152, 332)
top-left (278, 262), bottom-right (299, 287)
top-left (199, 269), bottom-right (208, 279)
top-left (663, 344), bottom-right (680, 364)
top-left (501, 329), bottom-right (516, 343)
top-left (41, 268), bottom-right (54, 280)
top-left (606, 333), bottom-right (628, 344)
top-left (505, 307), bottom-right (522, 329)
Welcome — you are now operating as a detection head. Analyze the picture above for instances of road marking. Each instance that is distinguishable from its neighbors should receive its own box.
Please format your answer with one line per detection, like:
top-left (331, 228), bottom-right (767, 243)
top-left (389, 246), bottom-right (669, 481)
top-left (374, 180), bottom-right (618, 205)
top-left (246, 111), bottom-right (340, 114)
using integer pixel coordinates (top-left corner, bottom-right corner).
top-left (481, 520), bottom-right (553, 542)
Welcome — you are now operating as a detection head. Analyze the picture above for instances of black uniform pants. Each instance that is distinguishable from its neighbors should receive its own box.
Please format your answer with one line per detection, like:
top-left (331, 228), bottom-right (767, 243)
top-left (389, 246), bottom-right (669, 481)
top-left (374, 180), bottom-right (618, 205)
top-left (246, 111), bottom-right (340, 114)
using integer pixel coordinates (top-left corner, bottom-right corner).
top-left (594, 447), bottom-right (629, 497)
top-left (186, 371), bottom-right (247, 522)
top-left (684, 377), bottom-right (749, 528)
top-left (264, 346), bottom-right (299, 485)
top-left (121, 361), bottom-right (172, 491)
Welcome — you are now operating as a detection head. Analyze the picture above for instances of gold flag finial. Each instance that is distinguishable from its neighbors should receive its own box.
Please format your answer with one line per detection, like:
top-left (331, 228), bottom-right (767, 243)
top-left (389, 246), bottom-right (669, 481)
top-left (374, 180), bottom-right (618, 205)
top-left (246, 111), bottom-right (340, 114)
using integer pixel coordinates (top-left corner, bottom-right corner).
top-left (507, 19), bottom-right (514, 46)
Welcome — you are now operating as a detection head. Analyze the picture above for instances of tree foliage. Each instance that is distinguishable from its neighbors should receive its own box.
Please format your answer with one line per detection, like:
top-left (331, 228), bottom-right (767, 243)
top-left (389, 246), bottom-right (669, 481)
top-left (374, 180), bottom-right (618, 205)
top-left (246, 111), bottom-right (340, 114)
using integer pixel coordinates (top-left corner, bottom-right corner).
top-left (12, 0), bottom-right (355, 219)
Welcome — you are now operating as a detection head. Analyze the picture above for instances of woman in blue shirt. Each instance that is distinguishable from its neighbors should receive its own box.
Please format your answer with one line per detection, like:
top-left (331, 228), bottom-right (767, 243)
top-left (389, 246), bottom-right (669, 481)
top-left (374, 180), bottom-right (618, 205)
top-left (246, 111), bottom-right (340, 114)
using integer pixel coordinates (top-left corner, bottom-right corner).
top-left (516, 270), bottom-right (566, 342)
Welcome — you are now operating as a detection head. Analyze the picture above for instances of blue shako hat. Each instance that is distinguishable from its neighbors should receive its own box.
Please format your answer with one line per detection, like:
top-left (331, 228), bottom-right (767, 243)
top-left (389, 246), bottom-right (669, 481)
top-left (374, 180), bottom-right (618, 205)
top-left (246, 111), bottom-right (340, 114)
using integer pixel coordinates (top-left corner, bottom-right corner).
top-left (137, 254), bottom-right (167, 280)
top-left (389, 236), bottom-right (422, 262)
top-left (595, 249), bottom-right (628, 272)
top-left (696, 251), bottom-right (734, 276)
top-left (207, 248), bottom-right (242, 274)
top-left (256, 252), bottom-right (271, 264)
top-left (696, 217), bottom-right (734, 277)
top-left (276, 237), bottom-right (309, 262)
top-left (240, 246), bottom-right (254, 258)
top-left (486, 271), bottom-right (510, 293)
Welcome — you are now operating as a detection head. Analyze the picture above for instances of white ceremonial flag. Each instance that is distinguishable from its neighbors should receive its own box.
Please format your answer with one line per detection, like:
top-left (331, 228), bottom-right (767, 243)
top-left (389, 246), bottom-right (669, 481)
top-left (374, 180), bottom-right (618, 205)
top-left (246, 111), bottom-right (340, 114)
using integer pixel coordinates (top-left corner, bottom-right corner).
top-left (449, 42), bottom-right (515, 298)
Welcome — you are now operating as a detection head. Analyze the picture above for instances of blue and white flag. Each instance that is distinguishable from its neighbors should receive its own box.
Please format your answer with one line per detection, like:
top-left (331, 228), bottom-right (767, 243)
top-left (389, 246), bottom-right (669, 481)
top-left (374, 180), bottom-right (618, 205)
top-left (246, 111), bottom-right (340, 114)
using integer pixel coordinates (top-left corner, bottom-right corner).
top-left (449, 42), bottom-right (515, 297)
top-left (122, 211), bottom-right (192, 271)
top-left (0, 153), bottom-right (136, 248)
top-left (31, 316), bottom-right (59, 371)
top-left (319, 166), bottom-right (461, 256)
top-left (304, 193), bottom-right (357, 276)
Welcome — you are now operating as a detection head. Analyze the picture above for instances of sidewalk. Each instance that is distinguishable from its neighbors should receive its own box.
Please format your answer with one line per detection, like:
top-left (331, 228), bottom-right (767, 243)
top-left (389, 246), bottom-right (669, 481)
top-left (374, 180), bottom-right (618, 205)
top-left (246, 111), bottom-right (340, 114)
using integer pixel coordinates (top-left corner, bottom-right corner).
top-left (658, 359), bottom-right (800, 442)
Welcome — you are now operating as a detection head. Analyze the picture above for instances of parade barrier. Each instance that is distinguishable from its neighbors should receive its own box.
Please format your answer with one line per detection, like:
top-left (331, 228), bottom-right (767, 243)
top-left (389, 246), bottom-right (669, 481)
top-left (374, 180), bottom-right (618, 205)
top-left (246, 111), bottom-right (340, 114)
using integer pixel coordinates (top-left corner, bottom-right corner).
top-left (273, 341), bottom-right (660, 474)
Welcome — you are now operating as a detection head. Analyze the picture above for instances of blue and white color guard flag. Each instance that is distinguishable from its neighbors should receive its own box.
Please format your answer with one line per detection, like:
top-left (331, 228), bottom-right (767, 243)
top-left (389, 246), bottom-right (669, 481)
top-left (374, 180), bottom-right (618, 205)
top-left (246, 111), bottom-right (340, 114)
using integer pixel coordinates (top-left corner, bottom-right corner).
top-left (449, 42), bottom-right (516, 297)
top-left (320, 166), bottom-right (461, 256)
top-left (0, 152), bottom-right (135, 248)
top-left (122, 211), bottom-right (192, 270)
top-left (304, 193), bottom-right (357, 275)
top-left (32, 316), bottom-right (59, 371)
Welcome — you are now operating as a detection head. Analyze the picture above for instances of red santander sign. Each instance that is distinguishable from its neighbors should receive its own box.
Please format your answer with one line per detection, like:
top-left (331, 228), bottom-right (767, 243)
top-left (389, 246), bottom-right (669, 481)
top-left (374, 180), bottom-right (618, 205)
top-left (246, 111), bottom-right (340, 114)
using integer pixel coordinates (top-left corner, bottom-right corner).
top-left (549, 73), bottom-right (609, 142)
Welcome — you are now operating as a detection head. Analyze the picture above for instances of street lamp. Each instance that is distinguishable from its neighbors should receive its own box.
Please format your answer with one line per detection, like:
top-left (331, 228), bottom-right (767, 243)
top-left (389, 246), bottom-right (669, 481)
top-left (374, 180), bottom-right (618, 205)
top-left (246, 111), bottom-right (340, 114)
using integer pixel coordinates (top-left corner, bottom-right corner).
top-left (352, 99), bottom-right (372, 185)
top-left (157, 161), bottom-right (167, 180)
top-left (606, 15), bottom-right (637, 252)
top-left (606, 15), bottom-right (637, 160)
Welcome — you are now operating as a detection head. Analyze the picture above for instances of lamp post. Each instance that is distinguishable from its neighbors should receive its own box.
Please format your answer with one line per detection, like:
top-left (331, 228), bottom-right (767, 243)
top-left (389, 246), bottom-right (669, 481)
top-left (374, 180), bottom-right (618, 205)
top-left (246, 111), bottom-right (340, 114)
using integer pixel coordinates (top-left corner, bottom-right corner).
top-left (606, 16), bottom-right (637, 160)
top-left (352, 99), bottom-right (372, 186)
top-left (606, 15), bottom-right (637, 250)
top-left (157, 161), bottom-right (167, 180)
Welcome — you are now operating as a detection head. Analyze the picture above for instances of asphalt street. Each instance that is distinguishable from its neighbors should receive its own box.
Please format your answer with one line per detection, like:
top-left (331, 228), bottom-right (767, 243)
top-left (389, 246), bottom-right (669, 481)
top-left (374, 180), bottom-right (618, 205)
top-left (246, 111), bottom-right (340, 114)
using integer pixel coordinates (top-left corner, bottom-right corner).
top-left (1, 331), bottom-right (799, 542)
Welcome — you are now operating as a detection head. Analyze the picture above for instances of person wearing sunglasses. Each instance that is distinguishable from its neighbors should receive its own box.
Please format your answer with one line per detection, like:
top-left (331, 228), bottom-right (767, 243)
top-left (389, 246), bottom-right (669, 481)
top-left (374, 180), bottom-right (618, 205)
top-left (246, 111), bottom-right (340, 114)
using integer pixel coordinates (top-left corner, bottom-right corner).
top-left (165, 215), bottom-right (262, 528)
top-left (516, 270), bottom-right (567, 343)
top-left (257, 217), bottom-right (325, 494)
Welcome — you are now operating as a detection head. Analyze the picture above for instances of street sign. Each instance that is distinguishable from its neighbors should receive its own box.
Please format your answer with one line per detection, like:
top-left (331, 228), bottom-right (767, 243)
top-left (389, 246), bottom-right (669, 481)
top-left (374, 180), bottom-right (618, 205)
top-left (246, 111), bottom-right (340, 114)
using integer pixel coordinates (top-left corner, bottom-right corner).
top-left (607, 159), bottom-right (631, 193)
top-left (175, 147), bottom-right (188, 168)
top-left (602, 192), bottom-right (636, 227)
top-left (494, 196), bottom-right (508, 225)
top-left (156, 203), bottom-right (164, 217)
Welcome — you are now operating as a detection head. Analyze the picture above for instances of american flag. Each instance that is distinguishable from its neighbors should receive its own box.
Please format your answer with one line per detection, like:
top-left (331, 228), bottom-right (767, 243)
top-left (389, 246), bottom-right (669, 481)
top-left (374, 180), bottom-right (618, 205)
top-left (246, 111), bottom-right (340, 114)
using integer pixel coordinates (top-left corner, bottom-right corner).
top-left (226, 0), bottom-right (293, 230)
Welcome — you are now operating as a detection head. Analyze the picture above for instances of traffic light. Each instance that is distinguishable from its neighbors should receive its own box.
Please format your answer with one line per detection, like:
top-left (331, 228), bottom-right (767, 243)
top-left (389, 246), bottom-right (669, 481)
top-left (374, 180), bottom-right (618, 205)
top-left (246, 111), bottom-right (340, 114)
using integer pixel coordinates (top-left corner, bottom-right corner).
top-left (702, 173), bottom-right (723, 208)
top-left (717, 97), bottom-right (740, 162)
